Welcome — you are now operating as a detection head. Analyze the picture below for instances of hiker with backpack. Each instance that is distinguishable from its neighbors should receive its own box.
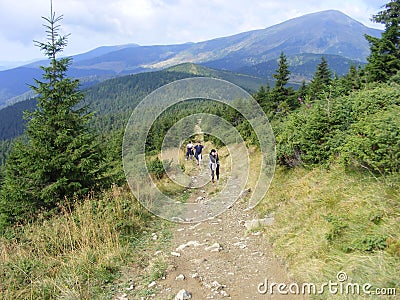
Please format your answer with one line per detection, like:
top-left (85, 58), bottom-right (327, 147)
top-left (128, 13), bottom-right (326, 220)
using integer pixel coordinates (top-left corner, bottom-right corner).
top-left (194, 141), bottom-right (205, 165)
top-left (215, 150), bottom-right (220, 181)
top-left (185, 141), bottom-right (194, 160)
top-left (209, 149), bottom-right (218, 183)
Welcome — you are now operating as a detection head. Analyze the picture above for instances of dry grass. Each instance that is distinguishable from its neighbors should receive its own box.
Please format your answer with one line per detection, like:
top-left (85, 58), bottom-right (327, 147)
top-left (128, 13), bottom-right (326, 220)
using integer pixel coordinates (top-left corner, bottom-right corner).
top-left (0, 185), bottom-right (171, 299)
top-left (256, 165), bottom-right (400, 299)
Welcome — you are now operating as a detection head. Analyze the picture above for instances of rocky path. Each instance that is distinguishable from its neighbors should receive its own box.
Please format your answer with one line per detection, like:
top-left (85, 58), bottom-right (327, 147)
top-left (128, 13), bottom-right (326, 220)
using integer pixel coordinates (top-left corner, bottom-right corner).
top-left (121, 120), bottom-right (307, 299)
top-left (154, 193), bottom-right (306, 299)
top-left (150, 155), bottom-right (307, 299)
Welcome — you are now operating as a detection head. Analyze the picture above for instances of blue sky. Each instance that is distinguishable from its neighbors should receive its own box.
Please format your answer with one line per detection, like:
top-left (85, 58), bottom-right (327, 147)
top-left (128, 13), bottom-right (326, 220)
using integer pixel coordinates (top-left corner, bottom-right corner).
top-left (0, 0), bottom-right (387, 67)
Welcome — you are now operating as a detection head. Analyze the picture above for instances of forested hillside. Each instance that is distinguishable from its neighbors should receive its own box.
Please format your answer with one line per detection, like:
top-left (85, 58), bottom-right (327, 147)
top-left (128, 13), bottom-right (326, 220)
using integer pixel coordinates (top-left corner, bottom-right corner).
top-left (0, 63), bottom-right (265, 142)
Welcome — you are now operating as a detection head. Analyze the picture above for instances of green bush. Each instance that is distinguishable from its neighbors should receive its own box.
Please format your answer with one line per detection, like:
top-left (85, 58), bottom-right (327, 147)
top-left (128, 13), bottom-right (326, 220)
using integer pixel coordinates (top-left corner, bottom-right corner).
top-left (147, 157), bottom-right (166, 179)
top-left (341, 106), bottom-right (400, 174)
top-left (275, 83), bottom-right (400, 174)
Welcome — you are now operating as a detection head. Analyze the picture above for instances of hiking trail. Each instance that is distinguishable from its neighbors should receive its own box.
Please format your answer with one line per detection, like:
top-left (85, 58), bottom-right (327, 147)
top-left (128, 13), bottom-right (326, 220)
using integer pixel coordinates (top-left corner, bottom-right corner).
top-left (152, 121), bottom-right (305, 299)
top-left (115, 120), bottom-right (306, 300)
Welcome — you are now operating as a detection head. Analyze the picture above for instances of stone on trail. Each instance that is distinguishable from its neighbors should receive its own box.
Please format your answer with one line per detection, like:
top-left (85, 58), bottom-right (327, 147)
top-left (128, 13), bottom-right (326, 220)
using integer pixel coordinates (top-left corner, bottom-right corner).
top-left (244, 216), bottom-right (274, 230)
top-left (205, 242), bottom-right (222, 252)
top-left (174, 289), bottom-right (192, 300)
top-left (176, 240), bottom-right (203, 251)
top-left (211, 280), bottom-right (225, 291)
top-left (220, 290), bottom-right (230, 297)
top-left (175, 274), bottom-right (185, 281)
top-left (171, 251), bottom-right (181, 257)
top-left (233, 241), bottom-right (247, 249)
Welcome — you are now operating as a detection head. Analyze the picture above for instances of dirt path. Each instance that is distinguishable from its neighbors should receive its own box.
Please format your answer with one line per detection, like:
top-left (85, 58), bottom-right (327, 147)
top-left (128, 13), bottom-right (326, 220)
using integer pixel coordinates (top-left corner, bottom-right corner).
top-left (127, 120), bottom-right (307, 299)
top-left (153, 189), bottom-right (306, 299)
top-left (151, 149), bottom-right (306, 299)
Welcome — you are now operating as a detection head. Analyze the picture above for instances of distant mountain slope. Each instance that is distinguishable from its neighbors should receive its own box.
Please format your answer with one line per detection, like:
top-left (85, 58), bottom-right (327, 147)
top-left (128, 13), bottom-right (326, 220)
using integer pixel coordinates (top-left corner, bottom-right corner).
top-left (0, 10), bottom-right (381, 107)
top-left (0, 99), bottom-right (36, 141)
top-left (148, 10), bottom-right (380, 70)
top-left (0, 63), bottom-right (266, 141)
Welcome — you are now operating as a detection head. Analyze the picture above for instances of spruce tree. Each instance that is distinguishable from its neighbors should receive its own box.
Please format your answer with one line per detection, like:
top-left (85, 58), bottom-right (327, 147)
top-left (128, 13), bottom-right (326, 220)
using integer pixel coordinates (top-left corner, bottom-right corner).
top-left (0, 5), bottom-right (103, 228)
top-left (271, 52), bottom-right (295, 114)
top-left (365, 0), bottom-right (400, 82)
top-left (308, 56), bottom-right (332, 100)
top-left (254, 84), bottom-right (272, 115)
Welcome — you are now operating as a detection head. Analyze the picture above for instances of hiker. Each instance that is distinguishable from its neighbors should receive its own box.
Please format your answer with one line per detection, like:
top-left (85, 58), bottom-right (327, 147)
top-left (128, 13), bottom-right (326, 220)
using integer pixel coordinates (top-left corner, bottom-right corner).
top-left (194, 141), bottom-right (204, 165)
top-left (215, 150), bottom-right (220, 180)
top-left (209, 149), bottom-right (217, 183)
top-left (186, 141), bottom-right (194, 160)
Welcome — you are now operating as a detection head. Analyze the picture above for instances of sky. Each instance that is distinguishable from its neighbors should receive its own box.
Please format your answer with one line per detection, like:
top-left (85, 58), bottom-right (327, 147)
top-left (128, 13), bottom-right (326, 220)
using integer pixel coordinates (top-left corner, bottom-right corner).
top-left (0, 0), bottom-right (388, 67)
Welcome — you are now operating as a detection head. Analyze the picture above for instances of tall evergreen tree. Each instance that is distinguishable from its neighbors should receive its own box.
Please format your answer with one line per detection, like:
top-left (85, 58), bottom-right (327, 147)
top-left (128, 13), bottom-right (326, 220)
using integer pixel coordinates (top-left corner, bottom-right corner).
top-left (0, 4), bottom-right (103, 228)
top-left (271, 52), bottom-right (296, 114)
top-left (308, 56), bottom-right (332, 100)
top-left (365, 0), bottom-right (400, 82)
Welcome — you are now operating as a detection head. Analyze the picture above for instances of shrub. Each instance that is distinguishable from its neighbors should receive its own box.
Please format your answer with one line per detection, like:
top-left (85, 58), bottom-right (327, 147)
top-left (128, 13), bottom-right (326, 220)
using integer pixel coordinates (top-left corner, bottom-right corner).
top-left (341, 106), bottom-right (400, 174)
top-left (147, 157), bottom-right (167, 179)
top-left (275, 83), bottom-right (400, 174)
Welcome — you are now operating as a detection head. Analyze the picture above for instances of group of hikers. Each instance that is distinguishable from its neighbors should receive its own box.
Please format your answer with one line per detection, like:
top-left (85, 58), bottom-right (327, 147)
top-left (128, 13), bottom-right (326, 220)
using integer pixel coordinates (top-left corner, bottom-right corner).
top-left (185, 141), bottom-right (220, 183)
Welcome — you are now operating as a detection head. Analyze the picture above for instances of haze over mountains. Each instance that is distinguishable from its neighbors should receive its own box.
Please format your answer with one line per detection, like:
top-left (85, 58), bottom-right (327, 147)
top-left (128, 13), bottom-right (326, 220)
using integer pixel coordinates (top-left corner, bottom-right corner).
top-left (0, 10), bottom-right (381, 108)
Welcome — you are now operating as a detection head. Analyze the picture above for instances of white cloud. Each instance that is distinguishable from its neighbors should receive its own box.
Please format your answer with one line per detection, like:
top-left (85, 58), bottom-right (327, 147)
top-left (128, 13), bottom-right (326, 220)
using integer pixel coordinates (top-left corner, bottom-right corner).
top-left (0, 0), bottom-right (387, 62)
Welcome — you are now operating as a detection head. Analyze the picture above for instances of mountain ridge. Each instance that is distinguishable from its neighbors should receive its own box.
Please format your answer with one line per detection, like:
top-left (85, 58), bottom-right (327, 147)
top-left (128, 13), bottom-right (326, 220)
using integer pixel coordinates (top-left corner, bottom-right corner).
top-left (0, 9), bottom-right (381, 108)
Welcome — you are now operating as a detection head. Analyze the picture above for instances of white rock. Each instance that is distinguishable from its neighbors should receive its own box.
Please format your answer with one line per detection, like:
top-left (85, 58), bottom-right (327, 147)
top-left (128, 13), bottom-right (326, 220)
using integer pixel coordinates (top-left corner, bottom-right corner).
top-left (252, 231), bottom-right (262, 236)
top-left (188, 223), bottom-right (201, 230)
top-left (233, 241), bottom-right (247, 249)
top-left (171, 251), bottom-right (181, 257)
top-left (220, 290), bottom-right (230, 297)
top-left (148, 281), bottom-right (156, 288)
top-left (212, 281), bottom-right (227, 292)
top-left (174, 289), bottom-right (192, 300)
top-left (205, 243), bottom-right (222, 252)
top-left (244, 217), bottom-right (274, 230)
top-left (175, 274), bottom-right (185, 281)
top-left (176, 240), bottom-right (203, 251)
top-left (196, 196), bottom-right (204, 202)
top-left (211, 281), bottom-right (223, 290)
top-left (126, 284), bottom-right (134, 291)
